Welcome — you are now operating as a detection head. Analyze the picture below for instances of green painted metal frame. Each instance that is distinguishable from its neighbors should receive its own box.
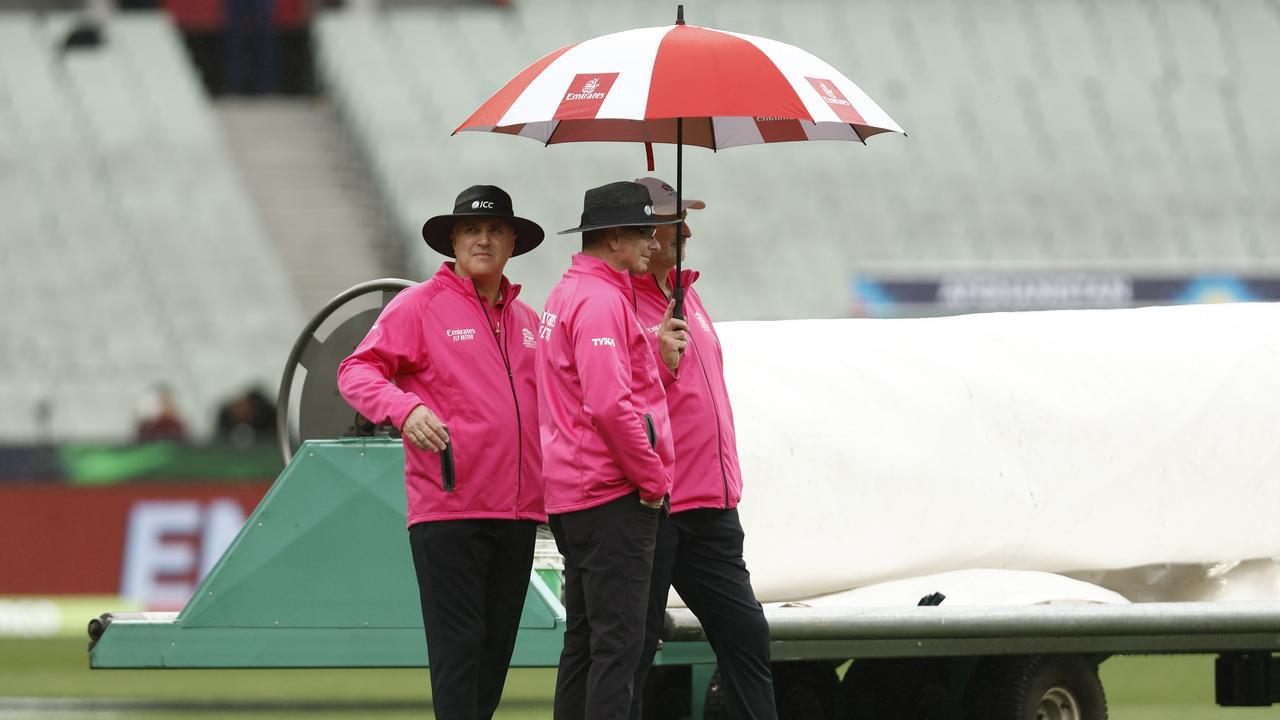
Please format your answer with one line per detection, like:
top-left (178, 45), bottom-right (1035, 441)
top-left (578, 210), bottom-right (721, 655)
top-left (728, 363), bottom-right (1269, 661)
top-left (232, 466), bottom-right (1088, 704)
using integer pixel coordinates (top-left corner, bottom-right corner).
top-left (90, 435), bottom-right (1280, 719)
top-left (91, 439), bottom-right (567, 669)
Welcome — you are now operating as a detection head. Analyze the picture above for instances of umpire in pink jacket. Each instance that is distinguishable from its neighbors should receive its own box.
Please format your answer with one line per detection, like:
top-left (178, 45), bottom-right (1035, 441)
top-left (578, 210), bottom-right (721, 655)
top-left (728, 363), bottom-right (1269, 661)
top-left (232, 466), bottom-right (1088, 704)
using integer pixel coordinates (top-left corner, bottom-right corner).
top-left (628, 178), bottom-right (777, 720)
top-left (337, 185), bottom-right (545, 720)
top-left (537, 181), bottom-right (685, 720)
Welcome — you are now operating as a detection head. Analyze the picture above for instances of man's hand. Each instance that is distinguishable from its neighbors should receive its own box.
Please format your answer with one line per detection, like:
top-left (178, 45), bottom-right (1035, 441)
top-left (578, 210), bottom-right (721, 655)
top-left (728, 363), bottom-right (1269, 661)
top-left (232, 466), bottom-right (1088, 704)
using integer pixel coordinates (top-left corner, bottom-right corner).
top-left (658, 300), bottom-right (690, 373)
top-left (401, 405), bottom-right (450, 452)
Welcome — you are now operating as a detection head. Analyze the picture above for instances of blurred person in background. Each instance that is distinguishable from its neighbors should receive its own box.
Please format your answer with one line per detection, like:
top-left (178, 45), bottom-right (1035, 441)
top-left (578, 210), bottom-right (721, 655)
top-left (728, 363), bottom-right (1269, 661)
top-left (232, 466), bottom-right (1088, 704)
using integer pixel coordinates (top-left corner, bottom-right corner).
top-left (627, 178), bottom-right (777, 720)
top-left (215, 386), bottom-right (276, 446)
top-left (134, 384), bottom-right (189, 443)
top-left (537, 181), bottom-right (686, 720)
top-left (337, 185), bottom-right (546, 720)
top-left (223, 0), bottom-right (280, 94)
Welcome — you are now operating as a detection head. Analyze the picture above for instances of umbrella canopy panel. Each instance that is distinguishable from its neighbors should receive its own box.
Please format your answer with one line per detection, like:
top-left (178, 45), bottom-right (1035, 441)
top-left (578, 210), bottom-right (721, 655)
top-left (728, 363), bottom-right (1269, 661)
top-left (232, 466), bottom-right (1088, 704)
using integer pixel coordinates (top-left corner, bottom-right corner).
top-left (456, 24), bottom-right (903, 149)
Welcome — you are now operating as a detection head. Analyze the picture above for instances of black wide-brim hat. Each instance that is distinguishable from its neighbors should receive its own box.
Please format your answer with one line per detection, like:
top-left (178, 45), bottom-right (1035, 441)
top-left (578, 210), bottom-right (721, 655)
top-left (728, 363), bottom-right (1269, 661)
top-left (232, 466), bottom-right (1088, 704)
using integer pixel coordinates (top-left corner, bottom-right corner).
top-left (558, 181), bottom-right (682, 235)
top-left (421, 185), bottom-right (545, 258)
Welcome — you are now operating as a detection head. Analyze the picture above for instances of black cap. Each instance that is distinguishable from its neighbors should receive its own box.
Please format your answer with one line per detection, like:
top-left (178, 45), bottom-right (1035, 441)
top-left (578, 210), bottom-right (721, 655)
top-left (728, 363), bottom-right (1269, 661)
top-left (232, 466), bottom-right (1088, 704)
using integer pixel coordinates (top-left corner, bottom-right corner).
top-left (421, 185), bottom-right (545, 257)
top-left (558, 181), bottom-right (682, 234)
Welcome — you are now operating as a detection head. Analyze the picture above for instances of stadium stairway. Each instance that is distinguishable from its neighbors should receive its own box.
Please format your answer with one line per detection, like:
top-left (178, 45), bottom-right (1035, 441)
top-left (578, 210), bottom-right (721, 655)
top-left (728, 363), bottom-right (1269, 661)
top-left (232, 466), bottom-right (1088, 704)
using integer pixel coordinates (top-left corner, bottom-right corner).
top-left (0, 10), bottom-right (304, 442)
top-left (216, 98), bottom-right (405, 316)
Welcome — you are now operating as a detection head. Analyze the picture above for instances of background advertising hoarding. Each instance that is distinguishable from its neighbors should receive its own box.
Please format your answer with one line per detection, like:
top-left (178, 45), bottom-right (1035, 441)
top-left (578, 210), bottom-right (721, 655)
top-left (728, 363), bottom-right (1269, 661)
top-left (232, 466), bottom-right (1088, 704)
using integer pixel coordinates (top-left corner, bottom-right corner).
top-left (851, 273), bottom-right (1280, 318)
top-left (0, 483), bottom-right (269, 611)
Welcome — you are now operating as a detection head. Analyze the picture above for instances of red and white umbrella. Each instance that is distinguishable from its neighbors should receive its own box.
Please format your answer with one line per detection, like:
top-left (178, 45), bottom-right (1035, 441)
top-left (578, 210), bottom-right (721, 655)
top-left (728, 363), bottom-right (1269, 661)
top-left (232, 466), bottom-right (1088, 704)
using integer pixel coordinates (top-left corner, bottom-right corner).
top-left (455, 6), bottom-right (904, 314)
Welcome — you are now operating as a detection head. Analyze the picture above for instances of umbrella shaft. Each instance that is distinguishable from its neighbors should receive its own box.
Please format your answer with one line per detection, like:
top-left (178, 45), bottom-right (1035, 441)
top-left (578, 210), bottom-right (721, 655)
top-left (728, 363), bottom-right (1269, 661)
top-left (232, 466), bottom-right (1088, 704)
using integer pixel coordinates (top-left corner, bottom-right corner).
top-left (674, 117), bottom-right (685, 320)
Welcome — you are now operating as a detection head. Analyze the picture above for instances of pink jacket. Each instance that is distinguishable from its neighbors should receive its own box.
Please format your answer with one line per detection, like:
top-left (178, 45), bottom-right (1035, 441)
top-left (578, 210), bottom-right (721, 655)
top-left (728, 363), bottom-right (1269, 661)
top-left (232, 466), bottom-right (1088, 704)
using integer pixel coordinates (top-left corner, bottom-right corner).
top-left (337, 263), bottom-right (545, 526)
top-left (632, 270), bottom-right (744, 512)
top-left (537, 253), bottom-right (676, 514)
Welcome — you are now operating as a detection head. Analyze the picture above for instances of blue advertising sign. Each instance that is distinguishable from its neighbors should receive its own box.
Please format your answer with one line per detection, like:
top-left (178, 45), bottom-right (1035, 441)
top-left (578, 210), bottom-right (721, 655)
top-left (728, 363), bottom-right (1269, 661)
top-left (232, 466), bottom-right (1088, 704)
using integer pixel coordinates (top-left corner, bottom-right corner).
top-left (851, 273), bottom-right (1280, 318)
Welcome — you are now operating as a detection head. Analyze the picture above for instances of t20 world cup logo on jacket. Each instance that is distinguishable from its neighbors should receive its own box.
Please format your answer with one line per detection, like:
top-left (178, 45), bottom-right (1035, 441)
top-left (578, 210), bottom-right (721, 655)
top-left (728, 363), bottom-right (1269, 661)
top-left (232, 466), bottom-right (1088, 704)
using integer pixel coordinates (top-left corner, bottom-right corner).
top-left (555, 73), bottom-right (619, 121)
top-left (538, 312), bottom-right (557, 341)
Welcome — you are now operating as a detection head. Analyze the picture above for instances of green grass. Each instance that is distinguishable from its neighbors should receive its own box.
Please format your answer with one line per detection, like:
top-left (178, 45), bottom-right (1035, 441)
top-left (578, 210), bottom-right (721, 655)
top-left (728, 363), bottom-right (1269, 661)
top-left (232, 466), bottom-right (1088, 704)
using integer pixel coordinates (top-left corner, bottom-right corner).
top-left (2, 639), bottom-right (1278, 718)
top-left (0, 638), bottom-right (555, 719)
top-left (1100, 655), bottom-right (1277, 718)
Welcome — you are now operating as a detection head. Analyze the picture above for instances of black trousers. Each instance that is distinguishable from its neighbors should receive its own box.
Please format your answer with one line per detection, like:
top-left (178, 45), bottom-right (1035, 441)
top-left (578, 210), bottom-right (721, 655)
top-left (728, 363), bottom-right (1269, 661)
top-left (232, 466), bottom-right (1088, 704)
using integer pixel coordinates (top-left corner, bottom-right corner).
top-left (630, 508), bottom-right (777, 720)
top-left (549, 492), bottom-right (661, 720)
top-left (408, 519), bottom-right (538, 720)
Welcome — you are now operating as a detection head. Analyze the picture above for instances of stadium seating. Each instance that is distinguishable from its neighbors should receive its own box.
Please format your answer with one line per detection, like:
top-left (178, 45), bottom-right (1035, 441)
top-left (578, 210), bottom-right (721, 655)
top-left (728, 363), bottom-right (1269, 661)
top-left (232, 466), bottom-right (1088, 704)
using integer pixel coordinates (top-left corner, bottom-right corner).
top-left (313, 0), bottom-right (1280, 320)
top-left (5, 0), bottom-right (1280, 442)
top-left (0, 11), bottom-right (301, 443)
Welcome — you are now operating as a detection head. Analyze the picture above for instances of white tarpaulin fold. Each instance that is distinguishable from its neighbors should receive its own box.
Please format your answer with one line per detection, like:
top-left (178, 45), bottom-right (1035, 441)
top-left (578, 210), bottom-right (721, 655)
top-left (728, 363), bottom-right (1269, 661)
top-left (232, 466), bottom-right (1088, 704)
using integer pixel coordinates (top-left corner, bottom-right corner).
top-left (717, 303), bottom-right (1280, 603)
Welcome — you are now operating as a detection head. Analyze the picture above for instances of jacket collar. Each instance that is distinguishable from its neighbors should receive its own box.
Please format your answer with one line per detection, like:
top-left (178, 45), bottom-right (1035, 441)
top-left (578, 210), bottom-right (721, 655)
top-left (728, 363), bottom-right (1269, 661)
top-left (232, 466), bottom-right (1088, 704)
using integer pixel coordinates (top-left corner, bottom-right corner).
top-left (631, 267), bottom-right (700, 299)
top-left (569, 253), bottom-right (635, 293)
top-left (666, 268), bottom-right (699, 290)
top-left (434, 262), bottom-right (521, 305)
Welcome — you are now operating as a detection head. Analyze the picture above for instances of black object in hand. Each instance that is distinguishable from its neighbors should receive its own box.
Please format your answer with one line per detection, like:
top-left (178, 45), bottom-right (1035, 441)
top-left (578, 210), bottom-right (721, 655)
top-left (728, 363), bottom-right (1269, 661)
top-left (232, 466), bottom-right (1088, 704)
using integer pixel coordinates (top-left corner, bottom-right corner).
top-left (441, 442), bottom-right (456, 492)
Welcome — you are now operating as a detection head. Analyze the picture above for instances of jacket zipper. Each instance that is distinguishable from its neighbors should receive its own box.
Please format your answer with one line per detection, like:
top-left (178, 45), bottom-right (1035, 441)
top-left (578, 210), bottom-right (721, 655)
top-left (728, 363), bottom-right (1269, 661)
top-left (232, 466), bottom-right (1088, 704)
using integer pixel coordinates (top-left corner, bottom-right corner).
top-left (654, 276), bottom-right (730, 508)
top-left (690, 336), bottom-right (731, 509)
top-left (474, 283), bottom-right (524, 518)
top-left (632, 283), bottom-right (659, 441)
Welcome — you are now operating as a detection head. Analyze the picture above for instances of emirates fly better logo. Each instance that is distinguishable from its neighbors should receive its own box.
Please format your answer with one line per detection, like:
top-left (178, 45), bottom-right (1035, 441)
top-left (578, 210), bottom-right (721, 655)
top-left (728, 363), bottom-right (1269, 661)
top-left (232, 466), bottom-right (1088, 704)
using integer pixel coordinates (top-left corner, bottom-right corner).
top-left (555, 72), bottom-right (620, 120)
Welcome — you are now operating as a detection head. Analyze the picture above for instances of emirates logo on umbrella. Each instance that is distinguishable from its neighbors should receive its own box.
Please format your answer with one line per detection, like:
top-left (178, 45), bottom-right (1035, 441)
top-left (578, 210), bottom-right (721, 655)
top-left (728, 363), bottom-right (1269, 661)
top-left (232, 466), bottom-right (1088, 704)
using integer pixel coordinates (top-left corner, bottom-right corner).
top-left (555, 72), bottom-right (619, 120)
top-left (805, 77), bottom-right (865, 125)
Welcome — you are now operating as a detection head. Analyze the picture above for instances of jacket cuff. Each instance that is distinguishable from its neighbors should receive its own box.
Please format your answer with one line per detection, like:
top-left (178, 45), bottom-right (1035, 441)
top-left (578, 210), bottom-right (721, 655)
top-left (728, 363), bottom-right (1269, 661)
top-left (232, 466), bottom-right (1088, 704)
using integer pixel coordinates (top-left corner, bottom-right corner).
top-left (658, 360), bottom-right (679, 388)
top-left (638, 472), bottom-right (672, 503)
top-left (391, 393), bottom-right (425, 430)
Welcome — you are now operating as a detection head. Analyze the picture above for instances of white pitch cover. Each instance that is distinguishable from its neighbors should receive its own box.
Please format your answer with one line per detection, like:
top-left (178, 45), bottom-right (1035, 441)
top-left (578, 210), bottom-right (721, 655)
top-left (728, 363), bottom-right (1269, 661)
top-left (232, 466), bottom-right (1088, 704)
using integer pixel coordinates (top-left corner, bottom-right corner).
top-left (717, 303), bottom-right (1280, 603)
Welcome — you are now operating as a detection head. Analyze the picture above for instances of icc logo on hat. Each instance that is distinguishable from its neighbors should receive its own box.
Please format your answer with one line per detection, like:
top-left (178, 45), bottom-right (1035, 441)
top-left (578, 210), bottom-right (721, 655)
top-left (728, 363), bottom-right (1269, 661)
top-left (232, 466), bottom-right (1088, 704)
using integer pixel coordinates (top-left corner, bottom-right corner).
top-left (471, 200), bottom-right (495, 210)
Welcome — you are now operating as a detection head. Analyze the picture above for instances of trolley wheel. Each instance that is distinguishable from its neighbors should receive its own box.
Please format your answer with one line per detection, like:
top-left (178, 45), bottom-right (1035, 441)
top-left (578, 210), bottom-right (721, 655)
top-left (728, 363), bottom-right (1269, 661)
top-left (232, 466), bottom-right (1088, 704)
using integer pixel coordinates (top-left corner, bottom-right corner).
top-left (844, 658), bottom-right (958, 720)
top-left (966, 655), bottom-right (1108, 720)
top-left (773, 661), bottom-right (843, 719)
top-left (642, 665), bottom-right (691, 720)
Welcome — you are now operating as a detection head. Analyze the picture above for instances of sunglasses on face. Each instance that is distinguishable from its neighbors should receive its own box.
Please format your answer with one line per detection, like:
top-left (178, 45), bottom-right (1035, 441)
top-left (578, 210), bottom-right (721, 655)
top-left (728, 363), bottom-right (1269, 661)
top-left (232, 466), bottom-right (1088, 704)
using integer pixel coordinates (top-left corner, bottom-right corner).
top-left (629, 225), bottom-right (658, 239)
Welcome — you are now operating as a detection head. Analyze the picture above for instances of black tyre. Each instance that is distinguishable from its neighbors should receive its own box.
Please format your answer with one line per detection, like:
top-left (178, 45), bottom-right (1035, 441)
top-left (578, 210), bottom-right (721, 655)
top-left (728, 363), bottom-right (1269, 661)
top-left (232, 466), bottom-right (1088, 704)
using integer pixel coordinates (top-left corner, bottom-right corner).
top-left (642, 665), bottom-right (692, 720)
top-left (774, 661), bottom-right (843, 719)
top-left (702, 668), bottom-right (729, 720)
top-left (966, 655), bottom-right (1107, 720)
top-left (844, 658), bottom-right (959, 720)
